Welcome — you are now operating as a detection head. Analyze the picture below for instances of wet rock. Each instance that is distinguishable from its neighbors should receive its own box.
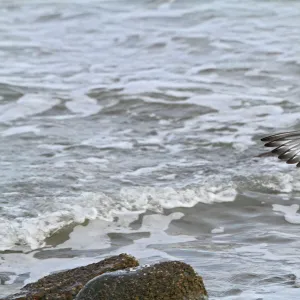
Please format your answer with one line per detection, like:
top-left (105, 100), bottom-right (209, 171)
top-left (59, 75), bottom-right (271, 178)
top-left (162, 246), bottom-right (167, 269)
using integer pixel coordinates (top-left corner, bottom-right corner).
top-left (76, 261), bottom-right (208, 300)
top-left (2, 253), bottom-right (139, 300)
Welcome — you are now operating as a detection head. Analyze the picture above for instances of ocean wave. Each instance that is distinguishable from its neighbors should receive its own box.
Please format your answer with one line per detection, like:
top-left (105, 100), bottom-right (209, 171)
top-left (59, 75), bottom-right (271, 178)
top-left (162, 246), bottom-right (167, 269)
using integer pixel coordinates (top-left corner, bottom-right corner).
top-left (0, 183), bottom-right (236, 251)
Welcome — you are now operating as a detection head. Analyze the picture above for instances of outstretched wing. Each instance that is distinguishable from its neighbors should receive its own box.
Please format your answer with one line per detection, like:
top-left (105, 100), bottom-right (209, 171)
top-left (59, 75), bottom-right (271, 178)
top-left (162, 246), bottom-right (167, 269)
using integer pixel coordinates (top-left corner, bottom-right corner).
top-left (260, 130), bottom-right (300, 167)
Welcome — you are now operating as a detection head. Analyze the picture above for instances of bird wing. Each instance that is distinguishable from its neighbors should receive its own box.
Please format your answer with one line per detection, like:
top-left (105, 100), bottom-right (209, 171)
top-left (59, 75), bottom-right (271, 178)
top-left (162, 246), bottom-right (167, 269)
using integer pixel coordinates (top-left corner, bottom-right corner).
top-left (261, 130), bottom-right (300, 167)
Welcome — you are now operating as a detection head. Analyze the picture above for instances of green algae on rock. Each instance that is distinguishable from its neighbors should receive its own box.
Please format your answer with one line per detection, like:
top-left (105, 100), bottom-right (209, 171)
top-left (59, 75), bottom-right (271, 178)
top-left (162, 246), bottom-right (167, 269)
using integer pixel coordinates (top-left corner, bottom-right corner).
top-left (76, 261), bottom-right (208, 300)
top-left (2, 253), bottom-right (139, 300)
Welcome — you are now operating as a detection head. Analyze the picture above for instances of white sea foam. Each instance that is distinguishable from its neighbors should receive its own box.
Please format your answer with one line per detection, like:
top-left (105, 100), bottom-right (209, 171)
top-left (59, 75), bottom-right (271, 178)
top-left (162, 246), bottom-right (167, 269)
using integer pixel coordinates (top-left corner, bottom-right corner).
top-left (0, 184), bottom-right (237, 251)
top-left (120, 185), bottom-right (237, 213)
top-left (187, 94), bottom-right (234, 111)
top-left (1, 125), bottom-right (40, 137)
top-left (272, 204), bottom-right (300, 224)
top-left (65, 94), bottom-right (102, 116)
top-left (112, 212), bottom-right (195, 261)
top-left (158, 174), bottom-right (177, 180)
top-left (81, 136), bottom-right (134, 150)
top-left (111, 162), bottom-right (168, 180)
top-left (211, 226), bottom-right (225, 234)
top-left (261, 173), bottom-right (294, 194)
top-left (37, 143), bottom-right (67, 151)
top-left (0, 192), bottom-right (114, 251)
top-left (0, 94), bottom-right (60, 123)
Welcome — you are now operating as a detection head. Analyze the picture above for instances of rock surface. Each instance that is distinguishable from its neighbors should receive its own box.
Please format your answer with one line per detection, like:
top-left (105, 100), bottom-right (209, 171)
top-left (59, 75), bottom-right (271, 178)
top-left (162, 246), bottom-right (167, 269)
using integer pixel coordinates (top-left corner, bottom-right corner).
top-left (2, 253), bottom-right (139, 300)
top-left (76, 260), bottom-right (208, 300)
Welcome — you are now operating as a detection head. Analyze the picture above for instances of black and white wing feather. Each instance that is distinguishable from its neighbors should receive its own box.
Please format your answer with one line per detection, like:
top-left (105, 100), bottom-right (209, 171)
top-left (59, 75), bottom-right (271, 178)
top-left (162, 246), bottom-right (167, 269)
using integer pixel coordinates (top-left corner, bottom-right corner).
top-left (261, 130), bottom-right (300, 167)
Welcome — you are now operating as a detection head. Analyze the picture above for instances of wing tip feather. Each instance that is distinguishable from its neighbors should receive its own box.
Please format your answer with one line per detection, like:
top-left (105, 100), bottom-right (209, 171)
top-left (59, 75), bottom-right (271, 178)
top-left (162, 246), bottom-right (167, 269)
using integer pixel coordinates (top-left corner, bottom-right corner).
top-left (260, 130), bottom-right (300, 168)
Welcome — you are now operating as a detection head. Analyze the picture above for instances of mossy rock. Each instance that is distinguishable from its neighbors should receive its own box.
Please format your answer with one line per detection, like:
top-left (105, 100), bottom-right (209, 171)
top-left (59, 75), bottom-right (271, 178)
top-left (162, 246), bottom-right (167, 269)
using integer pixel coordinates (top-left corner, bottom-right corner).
top-left (76, 261), bottom-right (208, 300)
top-left (2, 253), bottom-right (139, 300)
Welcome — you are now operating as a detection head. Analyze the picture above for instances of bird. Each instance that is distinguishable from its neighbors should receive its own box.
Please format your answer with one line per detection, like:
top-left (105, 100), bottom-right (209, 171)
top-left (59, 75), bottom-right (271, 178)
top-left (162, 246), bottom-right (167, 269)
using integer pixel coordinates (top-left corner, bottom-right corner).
top-left (260, 130), bottom-right (300, 167)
